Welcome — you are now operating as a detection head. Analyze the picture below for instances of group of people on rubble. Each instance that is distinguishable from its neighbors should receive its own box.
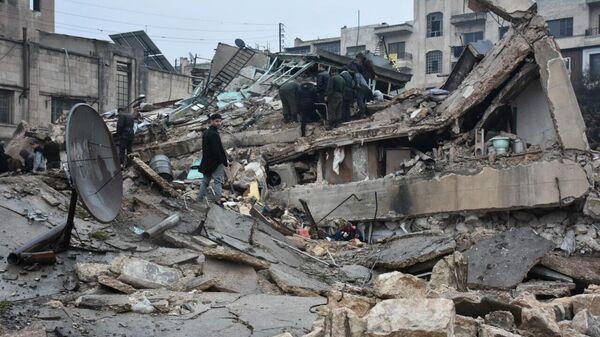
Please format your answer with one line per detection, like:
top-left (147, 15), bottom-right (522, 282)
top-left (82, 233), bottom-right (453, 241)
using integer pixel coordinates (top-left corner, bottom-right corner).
top-left (278, 53), bottom-right (374, 134)
top-left (0, 137), bottom-right (61, 175)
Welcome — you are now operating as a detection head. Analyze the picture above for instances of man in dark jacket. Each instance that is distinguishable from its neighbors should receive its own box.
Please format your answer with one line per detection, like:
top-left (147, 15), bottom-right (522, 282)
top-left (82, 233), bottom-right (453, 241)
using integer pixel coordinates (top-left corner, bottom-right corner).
top-left (340, 69), bottom-right (356, 122)
top-left (297, 81), bottom-right (318, 137)
top-left (316, 64), bottom-right (330, 103)
top-left (279, 80), bottom-right (300, 123)
top-left (325, 68), bottom-right (345, 129)
top-left (116, 109), bottom-right (135, 166)
top-left (43, 136), bottom-right (61, 170)
top-left (198, 114), bottom-right (228, 205)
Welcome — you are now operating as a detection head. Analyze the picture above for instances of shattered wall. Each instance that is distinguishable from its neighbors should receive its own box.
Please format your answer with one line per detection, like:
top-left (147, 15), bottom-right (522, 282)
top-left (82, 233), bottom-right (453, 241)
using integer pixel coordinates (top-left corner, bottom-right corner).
top-left (144, 69), bottom-right (192, 102)
top-left (513, 79), bottom-right (556, 146)
top-left (273, 161), bottom-right (590, 221)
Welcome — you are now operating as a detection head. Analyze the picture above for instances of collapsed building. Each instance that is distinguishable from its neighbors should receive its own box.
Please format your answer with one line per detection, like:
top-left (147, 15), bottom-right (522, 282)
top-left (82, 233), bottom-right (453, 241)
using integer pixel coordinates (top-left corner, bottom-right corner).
top-left (1, 1), bottom-right (600, 337)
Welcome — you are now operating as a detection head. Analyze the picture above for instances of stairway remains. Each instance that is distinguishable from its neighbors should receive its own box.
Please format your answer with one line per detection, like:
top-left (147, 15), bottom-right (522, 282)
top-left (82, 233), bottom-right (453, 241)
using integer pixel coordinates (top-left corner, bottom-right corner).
top-left (204, 48), bottom-right (256, 107)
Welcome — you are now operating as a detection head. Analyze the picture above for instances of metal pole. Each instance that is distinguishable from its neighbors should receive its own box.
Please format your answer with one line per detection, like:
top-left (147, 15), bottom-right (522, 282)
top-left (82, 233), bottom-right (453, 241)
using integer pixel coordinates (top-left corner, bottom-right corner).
top-left (279, 23), bottom-right (283, 53)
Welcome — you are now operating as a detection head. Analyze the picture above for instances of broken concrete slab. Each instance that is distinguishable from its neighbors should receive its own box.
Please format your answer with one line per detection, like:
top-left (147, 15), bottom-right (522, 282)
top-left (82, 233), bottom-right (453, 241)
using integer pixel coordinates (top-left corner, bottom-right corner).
top-left (484, 311), bottom-right (516, 332)
top-left (478, 324), bottom-right (522, 337)
top-left (468, 0), bottom-right (536, 22)
top-left (221, 127), bottom-right (301, 148)
top-left (268, 263), bottom-right (329, 297)
top-left (341, 264), bottom-right (372, 283)
top-left (454, 297), bottom-right (523, 326)
top-left (584, 196), bottom-right (600, 220)
top-left (540, 253), bottom-right (600, 285)
top-left (373, 271), bottom-right (427, 299)
top-left (202, 258), bottom-right (261, 294)
top-left (225, 294), bottom-right (324, 337)
top-left (202, 246), bottom-right (270, 270)
top-left (572, 294), bottom-right (600, 316)
top-left (75, 294), bottom-right (133, 313)
top-left (185, 275), bottom-right (218, 291)
top-left (205, 205), bottom-right (253, 243)
top-left (455, 315), bottom-right (480, 337)
top-left (117, 257), bottom-right (183, 289)
top-left (366, 298), bottom-right (455, 337)
top-left (533, 36), bottom-right (589, 151)
top-left (429, 251), bottom-right (468, 292)
top-left (465, 227), bottom-right (555, 289)
top-left (75, 263), bottom-right (112, 283)
top-left (97, 275), bottom-right (136, 294)
top-left (272, 161), bottom-right (590, 222)
top-left (373, 233), bottom-right (456, 269)
top-left (516, 281), bottom-right (575, 299)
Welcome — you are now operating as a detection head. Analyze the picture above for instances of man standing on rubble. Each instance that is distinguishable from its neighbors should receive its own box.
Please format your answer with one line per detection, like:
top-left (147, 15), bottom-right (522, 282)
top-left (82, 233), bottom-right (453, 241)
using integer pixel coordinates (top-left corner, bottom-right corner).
top-left (116, 108), bottom-right (135, 166)
top-left (316, 64), bottom-right (330, 102)
top-left (297, 80), bottom-right (318, 137)
top-left (279, 80), bottom-right (300, 123)
top-left (197, 113), bottom-right (228, 205)
top-left (325, 68), bottom-right (345, 129)
top-left (340, 69), bottom-right (356, 122)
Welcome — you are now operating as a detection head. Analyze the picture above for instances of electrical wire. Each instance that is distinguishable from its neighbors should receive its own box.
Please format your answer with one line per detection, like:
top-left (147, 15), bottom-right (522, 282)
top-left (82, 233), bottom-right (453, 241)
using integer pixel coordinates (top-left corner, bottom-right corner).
top-left (54, 10), bottom-right (274, 33)
top-left (57, 0), bottom-right (276, 26)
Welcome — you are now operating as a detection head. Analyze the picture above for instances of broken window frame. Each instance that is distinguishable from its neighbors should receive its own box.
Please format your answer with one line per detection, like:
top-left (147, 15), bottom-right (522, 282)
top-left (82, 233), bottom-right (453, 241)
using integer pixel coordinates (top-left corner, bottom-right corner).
top-left (0, 89), bottom-right (12, 125)
top-left (314, 41), bottom-right (341, 55)
top-left (389, 42), bottom-right (411, 60)
top-left (547, 18), bottom-right (573, 38)
top-left (427, 12), bottom-right (444, 38)
top-left (51, 97), bottom-right (85, 124)
top-left (426, 50), bottom-right (443, 74)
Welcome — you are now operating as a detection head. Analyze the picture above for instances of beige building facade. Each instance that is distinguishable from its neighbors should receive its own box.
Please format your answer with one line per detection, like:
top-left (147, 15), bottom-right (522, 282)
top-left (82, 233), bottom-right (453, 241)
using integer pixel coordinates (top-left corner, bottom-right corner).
top-left (289, 0), bottom-right (600, 90)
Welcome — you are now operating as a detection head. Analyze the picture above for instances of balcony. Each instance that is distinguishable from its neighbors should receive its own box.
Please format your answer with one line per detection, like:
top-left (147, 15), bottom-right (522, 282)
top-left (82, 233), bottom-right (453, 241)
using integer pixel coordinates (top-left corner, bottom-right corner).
top-left (375, 23), bottom-right (413, 36)
top-left (586, 27), bottom-right (600, 36)
top-left (390, 52), bottom-right (413, 69)
top-left (450, 12), bottom-right (487, 25)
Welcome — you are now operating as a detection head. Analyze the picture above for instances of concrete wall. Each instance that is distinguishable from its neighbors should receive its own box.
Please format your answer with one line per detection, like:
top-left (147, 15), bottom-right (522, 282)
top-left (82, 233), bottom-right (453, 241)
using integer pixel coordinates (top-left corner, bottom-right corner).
top-left (514, 79), bottom-right (556, 146)
top-left (144, 69), bottom-right (191, 102)
top-left (340, 24), bottom-right (380, 55)
top-left (0, 0), bottom-right (54, 41)
top-left (272, 161), bottom-right (590, 221)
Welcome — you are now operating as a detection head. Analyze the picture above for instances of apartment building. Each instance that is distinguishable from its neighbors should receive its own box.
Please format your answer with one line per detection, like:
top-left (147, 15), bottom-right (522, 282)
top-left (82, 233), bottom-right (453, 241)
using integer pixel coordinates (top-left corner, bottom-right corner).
top-left (0, 0), bottom-right (192, 139)
top-left (288, 0), bottom-right (600, 89)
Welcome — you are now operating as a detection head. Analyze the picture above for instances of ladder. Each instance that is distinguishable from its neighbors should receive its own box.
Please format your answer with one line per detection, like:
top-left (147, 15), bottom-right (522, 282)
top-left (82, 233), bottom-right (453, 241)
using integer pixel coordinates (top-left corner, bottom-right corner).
top-left (204, 48), bottom-right (256, 107)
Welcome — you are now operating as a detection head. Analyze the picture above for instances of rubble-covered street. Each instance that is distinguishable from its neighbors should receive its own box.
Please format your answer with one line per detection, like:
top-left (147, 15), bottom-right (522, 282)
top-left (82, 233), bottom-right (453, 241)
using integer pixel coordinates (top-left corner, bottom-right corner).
top-left (1, 0), bottom-right (600, 337)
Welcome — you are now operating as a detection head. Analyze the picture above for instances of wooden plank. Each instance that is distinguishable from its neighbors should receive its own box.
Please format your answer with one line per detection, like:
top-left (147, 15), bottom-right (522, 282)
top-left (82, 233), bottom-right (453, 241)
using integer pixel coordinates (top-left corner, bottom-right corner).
top-left (132, 156), bottom-right (180, 198)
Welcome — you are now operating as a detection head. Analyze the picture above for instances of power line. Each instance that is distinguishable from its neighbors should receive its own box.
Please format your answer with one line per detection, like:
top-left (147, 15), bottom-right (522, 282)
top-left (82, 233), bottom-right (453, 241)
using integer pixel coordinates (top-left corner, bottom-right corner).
top-left (54, 10), bottom-right (274, 33)
top-left (58, 0), bottom-right (276, 27)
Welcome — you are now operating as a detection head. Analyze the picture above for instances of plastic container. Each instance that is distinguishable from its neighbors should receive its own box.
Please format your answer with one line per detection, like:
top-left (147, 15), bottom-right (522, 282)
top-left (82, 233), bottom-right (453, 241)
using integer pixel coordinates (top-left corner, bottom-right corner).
top-left (491, 137), bottom-right (510, 155)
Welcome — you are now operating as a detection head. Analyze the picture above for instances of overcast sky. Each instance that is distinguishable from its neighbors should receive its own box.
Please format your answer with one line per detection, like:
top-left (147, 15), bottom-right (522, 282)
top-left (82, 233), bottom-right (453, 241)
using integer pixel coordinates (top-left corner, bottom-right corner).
top-left (54, 0), bottom-right (414, 65)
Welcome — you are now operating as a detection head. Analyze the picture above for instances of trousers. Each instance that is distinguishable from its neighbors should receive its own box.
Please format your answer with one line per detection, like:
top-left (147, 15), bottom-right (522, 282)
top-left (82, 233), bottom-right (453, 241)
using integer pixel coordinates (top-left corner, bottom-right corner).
top-left (197, 164), bottom-right (225, 203)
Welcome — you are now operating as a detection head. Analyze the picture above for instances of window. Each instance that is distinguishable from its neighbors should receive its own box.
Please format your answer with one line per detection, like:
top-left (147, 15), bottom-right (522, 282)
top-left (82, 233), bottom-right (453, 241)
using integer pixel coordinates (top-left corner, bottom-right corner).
top-left (51, 98), bottom-right (84, 123)
top-left (29, 0), bottom-right (40, 11)
top-left (547, 18), bottom-right (573, 38)
top-left (563, 57), bottom-right (571, 76)
top-left (346, 45), bottom-right (366, 58)
top-left (426, 51), bottom-right (443, 74)
top-left (285, 46), bottom-right (310, 54)
top-left (590, 54), bottom-right (600, 76)
top-left (116, 62), bottom-right (131, 110)
top-left (0, 90), bottom-right (12, 124)
top-left (499, 26), bottom-right (509, 39)
top-left (427, 12), bottom-right (443, 37)
top-left (463, 31), bottom-right (484, 45)
top-left (452, 46), bottom-right (465, 58)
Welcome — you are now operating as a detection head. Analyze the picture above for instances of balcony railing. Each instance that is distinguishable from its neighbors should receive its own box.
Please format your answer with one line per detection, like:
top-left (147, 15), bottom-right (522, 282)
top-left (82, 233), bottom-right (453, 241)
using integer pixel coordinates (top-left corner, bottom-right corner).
top-left (586, 27), bottom-right (600, 36)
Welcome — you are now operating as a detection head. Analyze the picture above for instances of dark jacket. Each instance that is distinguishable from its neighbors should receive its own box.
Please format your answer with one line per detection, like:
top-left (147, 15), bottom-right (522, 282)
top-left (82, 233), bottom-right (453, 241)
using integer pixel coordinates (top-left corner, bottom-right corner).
top-left (340, 71), bottom-right (356, 101)
top-left (116, 112), bottom-right (135, 141)
top-left (326, 74), bottom-right (345, 98)
top-left (19, 150), bottom-right (34, 172)
top-left (0, 147), bottom-right (9, 173)
top-left (199, 126), bottom-right (228, 175)
top-left (316, 71), bottom-right (330, 99)
top-left (43, 141), bottom-right (61, 168)
top-left (297, 83), bottom-right (318, 112)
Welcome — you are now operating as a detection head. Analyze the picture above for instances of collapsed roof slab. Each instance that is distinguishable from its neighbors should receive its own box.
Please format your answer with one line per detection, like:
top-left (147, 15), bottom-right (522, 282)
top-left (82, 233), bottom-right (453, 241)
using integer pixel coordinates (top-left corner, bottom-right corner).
top-left (534, 36), bottom-right (590, 151)
top-left (468, 0), bottom-right (537, 23)
top-left (270, 160), bottom-right (590, 222)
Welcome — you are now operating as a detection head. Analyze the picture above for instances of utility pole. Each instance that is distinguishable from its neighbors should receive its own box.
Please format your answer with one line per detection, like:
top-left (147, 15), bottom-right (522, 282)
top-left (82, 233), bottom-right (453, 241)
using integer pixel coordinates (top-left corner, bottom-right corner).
top-left (279, 23), bottom-right (285, 52)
